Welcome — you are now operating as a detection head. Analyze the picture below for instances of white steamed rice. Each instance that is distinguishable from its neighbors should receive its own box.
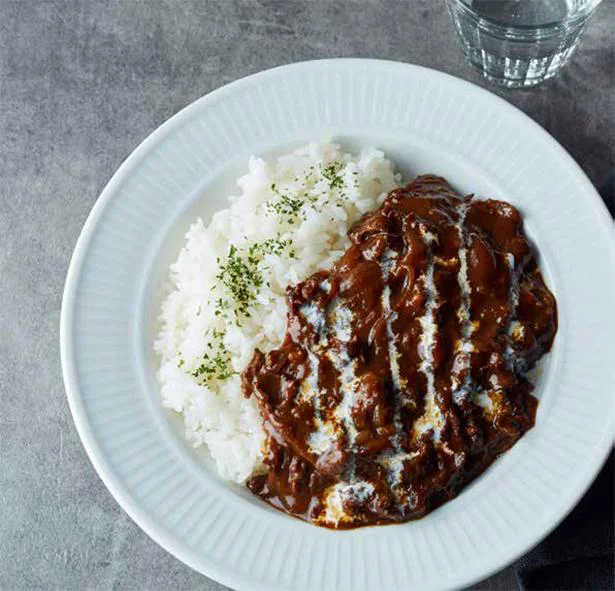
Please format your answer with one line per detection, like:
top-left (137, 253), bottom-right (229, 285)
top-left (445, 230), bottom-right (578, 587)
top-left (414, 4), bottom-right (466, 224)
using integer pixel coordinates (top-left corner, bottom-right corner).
top-left (155, 141), bottom-right (400, 482)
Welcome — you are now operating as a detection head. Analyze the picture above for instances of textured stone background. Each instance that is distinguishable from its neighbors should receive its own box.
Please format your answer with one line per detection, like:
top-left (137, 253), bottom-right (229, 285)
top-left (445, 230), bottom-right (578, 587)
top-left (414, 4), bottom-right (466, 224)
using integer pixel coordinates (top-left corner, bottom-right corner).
top-left (1, 1), bottom-right (613, 589)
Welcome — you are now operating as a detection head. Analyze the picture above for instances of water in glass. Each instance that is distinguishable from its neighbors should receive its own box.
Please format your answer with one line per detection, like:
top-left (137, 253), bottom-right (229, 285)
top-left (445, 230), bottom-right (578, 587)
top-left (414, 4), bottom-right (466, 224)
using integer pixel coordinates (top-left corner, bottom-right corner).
top-left (446, 0), bottom-right (604, 87)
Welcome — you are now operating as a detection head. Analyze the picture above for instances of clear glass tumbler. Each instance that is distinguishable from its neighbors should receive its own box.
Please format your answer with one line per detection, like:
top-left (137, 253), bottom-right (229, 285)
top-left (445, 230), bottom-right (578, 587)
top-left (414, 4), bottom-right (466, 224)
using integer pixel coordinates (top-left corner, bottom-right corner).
top-left (445, 0), bottom-right (605, 87)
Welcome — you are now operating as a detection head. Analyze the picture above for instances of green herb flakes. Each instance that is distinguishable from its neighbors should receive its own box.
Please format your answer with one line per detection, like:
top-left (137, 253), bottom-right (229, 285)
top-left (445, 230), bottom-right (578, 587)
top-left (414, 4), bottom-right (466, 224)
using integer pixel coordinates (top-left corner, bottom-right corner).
top-left (190, 329), bottom-right (235, 383)
top-left (214, 236), bottom-right (295, 324)
top-left (322, 161), bottom-right (345, 189)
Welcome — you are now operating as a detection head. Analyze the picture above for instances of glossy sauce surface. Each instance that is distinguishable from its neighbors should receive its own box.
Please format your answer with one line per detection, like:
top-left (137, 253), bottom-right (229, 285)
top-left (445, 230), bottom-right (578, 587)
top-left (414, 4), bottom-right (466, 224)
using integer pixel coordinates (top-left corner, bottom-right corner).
top-left (242, 176), bottom-right (557, 528)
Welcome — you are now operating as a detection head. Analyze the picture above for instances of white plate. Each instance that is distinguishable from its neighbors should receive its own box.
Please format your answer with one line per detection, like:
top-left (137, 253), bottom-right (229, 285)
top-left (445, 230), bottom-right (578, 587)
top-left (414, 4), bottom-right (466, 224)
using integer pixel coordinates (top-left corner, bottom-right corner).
top-left (61, 59), bottom-right (615, 591)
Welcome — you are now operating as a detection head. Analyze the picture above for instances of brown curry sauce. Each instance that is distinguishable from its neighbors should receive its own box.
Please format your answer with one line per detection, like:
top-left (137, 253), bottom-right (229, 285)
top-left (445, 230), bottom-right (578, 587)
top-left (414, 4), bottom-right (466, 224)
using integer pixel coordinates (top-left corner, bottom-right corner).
top-left (242, 176), bottom-right (557, 528)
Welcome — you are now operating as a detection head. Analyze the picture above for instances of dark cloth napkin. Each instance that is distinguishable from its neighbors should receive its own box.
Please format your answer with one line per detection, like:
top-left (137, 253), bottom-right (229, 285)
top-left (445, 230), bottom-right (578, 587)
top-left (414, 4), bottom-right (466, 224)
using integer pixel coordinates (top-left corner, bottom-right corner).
top-left (515, 178), bottom-right (614, 590)
top-left (601, 176), bottom-right (615, 218)
top-left (515, 451), bottom-right (614, 590)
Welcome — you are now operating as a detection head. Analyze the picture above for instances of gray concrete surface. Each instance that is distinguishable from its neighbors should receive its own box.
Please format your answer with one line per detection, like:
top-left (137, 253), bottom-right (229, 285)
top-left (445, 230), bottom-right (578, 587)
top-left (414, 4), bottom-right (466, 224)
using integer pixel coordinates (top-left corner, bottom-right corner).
top-left (1, 1), bottom-right (613, 589)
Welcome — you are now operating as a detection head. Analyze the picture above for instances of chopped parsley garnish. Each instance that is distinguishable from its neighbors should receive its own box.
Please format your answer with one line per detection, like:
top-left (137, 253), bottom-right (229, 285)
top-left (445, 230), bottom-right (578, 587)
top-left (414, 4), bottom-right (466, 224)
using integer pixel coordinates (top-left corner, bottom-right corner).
top-left (216, 244), bottom-right (262, 321)
top-left (260, 236), bottom-right (297, 258)
top-left (213, 297), bottom-right (230, 317)
top-left (266, 185), bottom-right (306, 224)
top-left (321, 161), bottom-right (345, 189)
top-left (190, 329), bottom-right (236, 383)
top-left (214, 237), bottom-right (296, 324)
top-left (264, 162), bottom-right (347, 224)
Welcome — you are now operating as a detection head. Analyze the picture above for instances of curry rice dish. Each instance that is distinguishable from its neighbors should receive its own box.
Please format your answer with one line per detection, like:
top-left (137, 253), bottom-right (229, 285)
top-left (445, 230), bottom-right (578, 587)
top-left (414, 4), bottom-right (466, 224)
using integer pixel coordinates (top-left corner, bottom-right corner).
top-left (156, 144), bottom-right (557, 529)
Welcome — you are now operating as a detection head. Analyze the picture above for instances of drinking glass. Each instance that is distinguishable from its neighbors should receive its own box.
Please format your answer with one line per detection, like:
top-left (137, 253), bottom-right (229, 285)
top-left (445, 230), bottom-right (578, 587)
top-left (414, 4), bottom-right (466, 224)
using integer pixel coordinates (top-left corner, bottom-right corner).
top-left (445, 0), bottom-right (605, 87)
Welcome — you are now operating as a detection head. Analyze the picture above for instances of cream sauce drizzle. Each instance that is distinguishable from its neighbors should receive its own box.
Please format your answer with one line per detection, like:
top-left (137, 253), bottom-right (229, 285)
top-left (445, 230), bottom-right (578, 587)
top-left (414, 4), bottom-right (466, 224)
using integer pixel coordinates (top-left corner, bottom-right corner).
top-left (377, 248), bottom-right (419, 493)
top-left (380, 249), bottom-right (406, 448)
top-left (452, 202), bottom-right (475, 404)
top-left (321, 480), bottom-right (375, 526)
top-left (504, 252), bottom-right (525, 371)
top-left (300, 303), bottom-right (338, 454)
top-left (329, 347), bottom-right (359, 448)
top-left (413, 227), bottom-right (444, 440)
top-left (304, 349), bottom-right (338, 454)
top-left (302, 293), bottom-right (362, 455)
